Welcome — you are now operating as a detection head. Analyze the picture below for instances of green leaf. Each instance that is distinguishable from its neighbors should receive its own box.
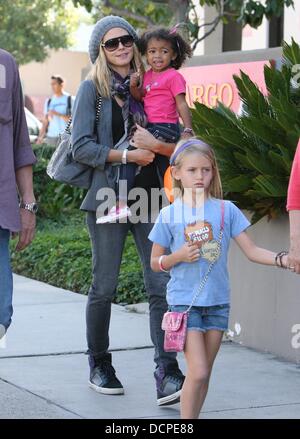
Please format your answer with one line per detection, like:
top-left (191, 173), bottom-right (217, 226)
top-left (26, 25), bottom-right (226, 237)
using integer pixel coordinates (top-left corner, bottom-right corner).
top-left (192, 39), bottom-right (299, 221)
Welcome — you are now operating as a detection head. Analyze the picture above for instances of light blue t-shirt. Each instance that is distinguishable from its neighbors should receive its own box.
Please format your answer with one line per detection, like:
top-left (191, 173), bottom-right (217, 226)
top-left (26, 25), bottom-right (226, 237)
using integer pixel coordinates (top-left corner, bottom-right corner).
top-left (44, 93), bottom-right (74, 137)
top-left (148, 197), bottom-right (251, 307)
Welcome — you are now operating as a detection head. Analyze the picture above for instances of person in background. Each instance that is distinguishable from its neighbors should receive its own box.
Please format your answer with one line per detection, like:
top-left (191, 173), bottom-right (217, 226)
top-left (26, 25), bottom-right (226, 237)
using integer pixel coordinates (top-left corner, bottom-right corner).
top-left (287, 138), bottom-right (300, 274)
top-left (36, 75), bottom-right (73, 146)
top-left (0, 47), bottom-right (37, 341)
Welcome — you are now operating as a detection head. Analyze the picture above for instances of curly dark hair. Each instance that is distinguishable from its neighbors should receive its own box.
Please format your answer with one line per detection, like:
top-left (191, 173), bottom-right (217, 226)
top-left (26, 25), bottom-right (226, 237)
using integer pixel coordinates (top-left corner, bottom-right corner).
top-left (138, 27), bottom-right (193, 70)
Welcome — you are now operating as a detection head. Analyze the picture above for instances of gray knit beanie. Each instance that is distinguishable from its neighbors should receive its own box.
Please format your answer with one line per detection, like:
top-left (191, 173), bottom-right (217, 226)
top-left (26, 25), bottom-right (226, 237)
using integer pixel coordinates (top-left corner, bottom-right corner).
top-left (89, 15), bottom-right (138, 64)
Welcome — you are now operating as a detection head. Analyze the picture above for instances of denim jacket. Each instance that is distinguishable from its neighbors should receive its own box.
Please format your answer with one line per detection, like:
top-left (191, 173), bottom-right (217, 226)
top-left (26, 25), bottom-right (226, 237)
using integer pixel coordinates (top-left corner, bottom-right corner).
top-left (71, 79), bottom-right (118, 212)
top-left (71, 79), bottom-right (165, 212)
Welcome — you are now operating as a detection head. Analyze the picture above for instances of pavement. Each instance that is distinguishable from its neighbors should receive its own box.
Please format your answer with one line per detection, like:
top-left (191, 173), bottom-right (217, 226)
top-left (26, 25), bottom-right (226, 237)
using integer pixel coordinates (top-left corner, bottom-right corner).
top-left (0, 274), bottom-right (300, 419)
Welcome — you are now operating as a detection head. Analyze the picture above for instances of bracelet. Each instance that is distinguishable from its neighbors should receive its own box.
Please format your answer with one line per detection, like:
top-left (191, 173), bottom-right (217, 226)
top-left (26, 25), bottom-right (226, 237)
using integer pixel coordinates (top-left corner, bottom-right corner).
top-left (275, 251), bottom-right (288, 268)
top-left (158, 255), bottom-right (169, 273)
top-left (275, 251), bottom-right (285, 267)
top-left (122, 149), bottom-right (128, 165)
top-left (183, 127), bottom-right (194, 135)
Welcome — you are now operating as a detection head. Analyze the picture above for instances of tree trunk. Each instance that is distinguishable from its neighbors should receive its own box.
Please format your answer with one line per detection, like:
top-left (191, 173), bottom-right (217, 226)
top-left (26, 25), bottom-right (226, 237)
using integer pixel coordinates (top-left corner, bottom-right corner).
top-left (168, 0), bottom-right (189, 23)
top-left (268, 14), bottom-right (284, 48)
top-left (222, 1), bottom-right (242, 52)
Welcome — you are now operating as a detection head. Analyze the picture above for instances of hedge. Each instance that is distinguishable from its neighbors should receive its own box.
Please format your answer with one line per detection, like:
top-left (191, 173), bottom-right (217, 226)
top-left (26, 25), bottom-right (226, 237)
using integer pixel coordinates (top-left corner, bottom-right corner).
top-left (10, 214), bottom-right (147, 304)
top-left (11, 144), bottom-right (147, 304)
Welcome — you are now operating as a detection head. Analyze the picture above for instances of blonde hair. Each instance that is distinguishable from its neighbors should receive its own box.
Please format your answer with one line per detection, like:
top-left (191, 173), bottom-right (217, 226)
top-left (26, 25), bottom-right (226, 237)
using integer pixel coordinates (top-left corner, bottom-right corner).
top-left (171, 138), bottom-right (223, 200)
top-left (87, 43), bottom-right (145, 98)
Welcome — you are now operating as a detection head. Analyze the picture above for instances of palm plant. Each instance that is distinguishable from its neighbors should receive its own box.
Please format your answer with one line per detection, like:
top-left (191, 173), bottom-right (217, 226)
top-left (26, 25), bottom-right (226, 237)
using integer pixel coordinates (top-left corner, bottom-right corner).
top-left (192, 39), bottom-right (300, 223)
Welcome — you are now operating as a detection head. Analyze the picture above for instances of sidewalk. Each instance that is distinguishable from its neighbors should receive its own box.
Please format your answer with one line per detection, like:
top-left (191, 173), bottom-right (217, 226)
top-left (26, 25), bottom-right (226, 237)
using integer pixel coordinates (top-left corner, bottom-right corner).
top-left (0, 275), bottom-right (299, 419)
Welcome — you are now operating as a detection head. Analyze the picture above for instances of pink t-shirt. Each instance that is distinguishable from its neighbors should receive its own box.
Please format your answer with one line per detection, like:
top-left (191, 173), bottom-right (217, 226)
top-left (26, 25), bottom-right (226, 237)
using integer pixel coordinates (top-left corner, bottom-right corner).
top-left (287, 139), bottom-right (300, 211)
top-left (143, 68), bottom-right (186, 124)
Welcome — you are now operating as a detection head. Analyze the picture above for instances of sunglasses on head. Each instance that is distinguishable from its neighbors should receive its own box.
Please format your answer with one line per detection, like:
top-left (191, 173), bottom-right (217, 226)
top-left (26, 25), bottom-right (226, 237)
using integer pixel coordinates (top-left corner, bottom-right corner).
top-left (101, 35), bottom-right (134, 52)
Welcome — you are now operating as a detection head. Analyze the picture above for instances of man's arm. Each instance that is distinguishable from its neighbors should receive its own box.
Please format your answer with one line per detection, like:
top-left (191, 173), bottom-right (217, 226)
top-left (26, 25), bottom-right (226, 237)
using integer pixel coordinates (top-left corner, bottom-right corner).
top-left (48, 110), bottom-right (70, 122)
top-left (12, 57), bottom-right (37, 251)
top-left (36, 116), bottom-right (49, 144)
top-left (15, 165), bottom-right (36, 251)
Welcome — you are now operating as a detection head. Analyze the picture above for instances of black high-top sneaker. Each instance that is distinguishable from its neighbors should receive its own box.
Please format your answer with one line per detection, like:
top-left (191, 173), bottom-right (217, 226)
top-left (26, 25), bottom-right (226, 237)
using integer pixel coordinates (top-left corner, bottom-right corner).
top-left (154, 365), bottom-right (185, 406)
top-left (88, 353), bottom-right (124, 395)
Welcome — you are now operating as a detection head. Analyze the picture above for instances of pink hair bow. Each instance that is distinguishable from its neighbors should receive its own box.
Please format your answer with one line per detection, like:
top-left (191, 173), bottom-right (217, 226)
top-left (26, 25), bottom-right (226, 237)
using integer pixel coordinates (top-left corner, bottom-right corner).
top-left (169, 24), bottom-right (181, 35)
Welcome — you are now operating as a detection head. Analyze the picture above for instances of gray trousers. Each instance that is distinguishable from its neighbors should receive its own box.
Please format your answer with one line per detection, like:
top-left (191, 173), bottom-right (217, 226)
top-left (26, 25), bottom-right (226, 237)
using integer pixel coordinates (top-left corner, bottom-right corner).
top-left (86, 211), bottom-right (178, 371)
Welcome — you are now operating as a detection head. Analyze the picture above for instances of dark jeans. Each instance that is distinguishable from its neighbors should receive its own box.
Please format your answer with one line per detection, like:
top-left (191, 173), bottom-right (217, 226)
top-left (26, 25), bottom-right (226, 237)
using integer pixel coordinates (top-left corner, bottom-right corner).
top-left (86, 211), bottom-right (179, 371)
top-left (118, 123), bottom-right (180, 201)
top-left (0, 228), bottom-right (13, 330)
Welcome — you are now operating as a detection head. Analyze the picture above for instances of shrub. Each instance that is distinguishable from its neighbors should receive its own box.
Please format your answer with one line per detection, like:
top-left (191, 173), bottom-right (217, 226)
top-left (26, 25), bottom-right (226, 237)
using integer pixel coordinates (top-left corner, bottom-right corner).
top-left (191, 39), bottom-right (300, 223)
top-left (32, 144), bottom-right (86, 219)
top-left (10, 214), bottom-right (146, 304)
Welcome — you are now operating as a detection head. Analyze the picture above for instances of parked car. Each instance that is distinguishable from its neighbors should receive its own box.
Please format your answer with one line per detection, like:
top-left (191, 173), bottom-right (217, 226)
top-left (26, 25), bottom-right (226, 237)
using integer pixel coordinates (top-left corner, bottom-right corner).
top-left (25, 107), bottom-right (42, 143)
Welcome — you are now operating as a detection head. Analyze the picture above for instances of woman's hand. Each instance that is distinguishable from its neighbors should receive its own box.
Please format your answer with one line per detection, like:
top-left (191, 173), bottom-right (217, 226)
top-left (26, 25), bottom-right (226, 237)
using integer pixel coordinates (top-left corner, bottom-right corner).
top-left (131, 124), bottom-right (158, 151)
top-left (176, 242), bottom-right (201, 263)
top-left (128, 149), bottom-right (155, 166)
top-left (287, 240), bottom-right (300, 273)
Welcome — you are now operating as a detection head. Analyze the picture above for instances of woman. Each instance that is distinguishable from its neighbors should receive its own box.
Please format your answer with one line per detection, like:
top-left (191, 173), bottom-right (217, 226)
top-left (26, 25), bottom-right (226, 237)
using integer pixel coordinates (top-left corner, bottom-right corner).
top-left (287, 139), bottom-right (300, 274)
top-left (71, 15), bottom-right (184, 406)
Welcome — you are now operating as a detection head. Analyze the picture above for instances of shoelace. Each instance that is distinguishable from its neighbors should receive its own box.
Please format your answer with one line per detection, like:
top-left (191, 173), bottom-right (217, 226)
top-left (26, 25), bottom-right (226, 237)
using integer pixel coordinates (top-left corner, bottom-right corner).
top-left (97, 361), bottom-right (116, 378)
top-left (165, 372), bottom-right (184, 387)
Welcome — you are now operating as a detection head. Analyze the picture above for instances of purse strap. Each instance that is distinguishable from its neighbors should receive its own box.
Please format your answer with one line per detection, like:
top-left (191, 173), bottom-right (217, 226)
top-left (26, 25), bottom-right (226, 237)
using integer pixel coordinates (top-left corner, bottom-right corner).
top-left (186, 200), bottom-right (225, 313)
top-left (64, 94), bottom-right (102, 135)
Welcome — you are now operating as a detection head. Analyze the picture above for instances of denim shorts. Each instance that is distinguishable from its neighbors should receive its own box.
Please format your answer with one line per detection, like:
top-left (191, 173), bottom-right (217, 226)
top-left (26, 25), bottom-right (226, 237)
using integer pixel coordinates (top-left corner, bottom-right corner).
top-left (147, 122), bottom-right (180, 143)
top-left (169, 304), bottom-right (230, 333)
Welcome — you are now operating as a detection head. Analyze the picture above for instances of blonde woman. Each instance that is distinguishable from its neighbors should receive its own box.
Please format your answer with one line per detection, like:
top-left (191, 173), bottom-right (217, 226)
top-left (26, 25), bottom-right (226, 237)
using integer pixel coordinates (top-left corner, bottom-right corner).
top-left (71, 16), bottom-right (184, 405)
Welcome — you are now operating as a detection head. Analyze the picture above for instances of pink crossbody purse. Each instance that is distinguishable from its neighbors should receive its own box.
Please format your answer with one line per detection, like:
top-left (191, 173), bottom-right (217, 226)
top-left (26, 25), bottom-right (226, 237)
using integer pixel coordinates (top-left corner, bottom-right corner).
top-left (161, 200), bottom-right (225, 352)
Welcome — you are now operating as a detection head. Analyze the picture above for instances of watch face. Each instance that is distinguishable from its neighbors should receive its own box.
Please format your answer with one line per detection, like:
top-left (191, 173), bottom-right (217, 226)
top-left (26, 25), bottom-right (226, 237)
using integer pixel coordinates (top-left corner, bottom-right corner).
top-left (32, 203), bottom-right (38, 213)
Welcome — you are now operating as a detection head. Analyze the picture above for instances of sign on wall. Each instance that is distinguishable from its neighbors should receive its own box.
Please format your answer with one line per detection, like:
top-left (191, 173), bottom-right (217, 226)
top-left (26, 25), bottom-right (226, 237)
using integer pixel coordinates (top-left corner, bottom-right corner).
top-left (181, 60), bottom-right (270, 113)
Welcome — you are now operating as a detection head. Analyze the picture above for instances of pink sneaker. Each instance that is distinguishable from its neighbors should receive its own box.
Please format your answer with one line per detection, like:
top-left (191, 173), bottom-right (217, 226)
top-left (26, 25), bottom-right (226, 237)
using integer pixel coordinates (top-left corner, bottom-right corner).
top-left (96, 205), bottom-right (132, 224)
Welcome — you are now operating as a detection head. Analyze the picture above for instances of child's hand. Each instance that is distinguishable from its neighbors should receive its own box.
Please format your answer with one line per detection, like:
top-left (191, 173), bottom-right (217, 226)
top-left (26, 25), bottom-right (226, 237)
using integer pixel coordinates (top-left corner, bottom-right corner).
top-left (181, 128), bottom-right (194, 140)
top-left (281, 254), bottom-right (290, 270)
top-left (130, 72), bottom-right (140, 88)
top-left (181, 132), bottom-right (193, 140)
top-left (282, 253), bottom-right (296, 271)
top-left (177, 242), bottom-right (201, 263)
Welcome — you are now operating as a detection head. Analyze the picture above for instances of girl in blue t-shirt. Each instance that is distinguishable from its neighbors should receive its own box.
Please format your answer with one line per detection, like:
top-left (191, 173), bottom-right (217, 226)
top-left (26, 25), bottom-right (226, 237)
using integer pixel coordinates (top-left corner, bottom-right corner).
top-left (148, 138), bottom-right (292, 419)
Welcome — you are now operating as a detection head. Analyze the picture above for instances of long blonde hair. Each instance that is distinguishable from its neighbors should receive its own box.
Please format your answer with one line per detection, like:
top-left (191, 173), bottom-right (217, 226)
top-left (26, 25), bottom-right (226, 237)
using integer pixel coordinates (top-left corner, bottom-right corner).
top-left (87, 43), bottom-right (145, 97)
top-left (171, 138), bottom-right (223, 200)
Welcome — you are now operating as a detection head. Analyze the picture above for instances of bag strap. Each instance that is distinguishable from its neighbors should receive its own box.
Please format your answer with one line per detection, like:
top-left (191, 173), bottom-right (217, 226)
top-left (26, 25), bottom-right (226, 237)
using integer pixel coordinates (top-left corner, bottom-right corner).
top-left (186, 200), bottom-right (225, 313)
top-left (64, 93), bottom-right (102, 135)
top-left (66, 95), bottom-right (72, 116)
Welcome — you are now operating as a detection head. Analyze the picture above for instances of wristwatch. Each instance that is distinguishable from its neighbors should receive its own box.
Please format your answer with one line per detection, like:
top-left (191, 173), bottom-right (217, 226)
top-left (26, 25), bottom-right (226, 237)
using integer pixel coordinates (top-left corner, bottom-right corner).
top-left (19, 201), bottom-right (39, 214)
